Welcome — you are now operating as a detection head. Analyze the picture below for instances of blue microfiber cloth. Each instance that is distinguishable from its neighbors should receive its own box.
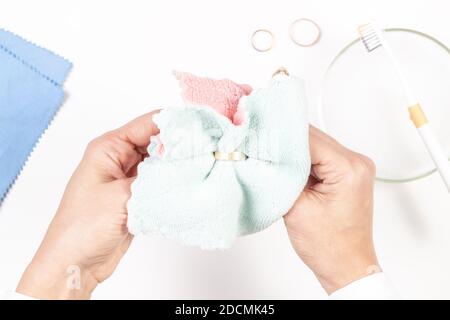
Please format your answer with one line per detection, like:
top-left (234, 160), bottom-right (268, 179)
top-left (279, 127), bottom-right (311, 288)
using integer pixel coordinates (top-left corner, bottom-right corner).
top-left (0, 29), bottom-right (72, 203)
top-left (127, 73), bottom-right (311, 249)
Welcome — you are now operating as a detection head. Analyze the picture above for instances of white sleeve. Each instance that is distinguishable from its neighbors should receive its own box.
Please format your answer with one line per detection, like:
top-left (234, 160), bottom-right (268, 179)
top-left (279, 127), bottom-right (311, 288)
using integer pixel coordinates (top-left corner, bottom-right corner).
top-left (329, 272), bottom-right (399, 300)
top-left (1, 290), bottom-right (36, 300)
top-left (2, 273), bottom-right (398, 300)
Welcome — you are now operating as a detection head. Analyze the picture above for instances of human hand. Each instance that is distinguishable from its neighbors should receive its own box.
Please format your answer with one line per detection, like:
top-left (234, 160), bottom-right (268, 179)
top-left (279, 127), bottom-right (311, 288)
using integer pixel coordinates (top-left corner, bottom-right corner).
top-left (16, 111), bottom-right (159, 299)
top-left (284, 126), bottom-right (379, 294)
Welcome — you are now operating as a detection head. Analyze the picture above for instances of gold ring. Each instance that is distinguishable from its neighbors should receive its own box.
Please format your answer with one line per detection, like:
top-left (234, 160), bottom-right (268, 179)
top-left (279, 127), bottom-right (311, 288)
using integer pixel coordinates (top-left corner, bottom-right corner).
top-left (251, 29), bottom-right (275, 52)
top-left (289, 18), bottom-right (321, 47)
top-left (214, 151), bottom-right (248, 161)
top-left (272, 67), bottom-right (290, 78)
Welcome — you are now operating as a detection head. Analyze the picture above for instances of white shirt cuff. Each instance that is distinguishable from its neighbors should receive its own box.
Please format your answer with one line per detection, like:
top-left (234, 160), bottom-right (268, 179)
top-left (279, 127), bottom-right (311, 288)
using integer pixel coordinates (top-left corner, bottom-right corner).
top-left (2, 273), bottom-right (398, 300)
top-left (1, 290), bottom-right (36, 300)
top-left (329, 272), bottom-right (399, 300)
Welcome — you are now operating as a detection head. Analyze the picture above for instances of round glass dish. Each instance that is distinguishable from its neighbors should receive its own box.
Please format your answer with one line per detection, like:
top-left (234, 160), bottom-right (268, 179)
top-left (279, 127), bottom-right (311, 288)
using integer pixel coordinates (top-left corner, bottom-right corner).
top-left (319, 28), bottom-right (450, 182)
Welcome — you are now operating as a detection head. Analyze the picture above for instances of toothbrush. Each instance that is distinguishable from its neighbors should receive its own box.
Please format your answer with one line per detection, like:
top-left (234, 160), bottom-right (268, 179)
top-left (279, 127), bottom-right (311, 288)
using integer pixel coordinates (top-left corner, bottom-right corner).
top-left (358, 22), bottom-right (450, 192)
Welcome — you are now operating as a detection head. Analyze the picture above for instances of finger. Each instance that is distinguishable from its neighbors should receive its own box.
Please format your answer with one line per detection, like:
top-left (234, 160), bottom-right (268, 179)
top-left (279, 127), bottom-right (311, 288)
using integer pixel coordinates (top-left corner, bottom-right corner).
top-left (116, 110), bottom-right (160, 151)
top-left (82, 112), bottom-right (159, 182)
top-left (309, 125), bottom-right (346, 165)
top-left (126, 160), bottom-right (143, 178)
top-left (119, 232), bottom-right (134, 255)
top-left (304, 174), bottom-right (319, 190)
top-left (308, 125), bottom-right (353, 184)
top-left (107, 176), bottom-right (136, 210)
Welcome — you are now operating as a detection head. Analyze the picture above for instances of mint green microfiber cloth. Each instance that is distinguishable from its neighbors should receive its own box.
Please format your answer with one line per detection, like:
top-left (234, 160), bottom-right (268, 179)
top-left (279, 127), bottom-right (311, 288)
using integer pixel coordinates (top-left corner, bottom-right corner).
top-left (127, 73), bottom-right (310, 249)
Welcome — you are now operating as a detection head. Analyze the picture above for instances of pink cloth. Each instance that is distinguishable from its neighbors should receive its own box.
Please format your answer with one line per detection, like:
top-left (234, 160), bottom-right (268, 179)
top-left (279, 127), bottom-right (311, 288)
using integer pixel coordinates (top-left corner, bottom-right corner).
top-left (149, 72), bottom-right (252, 158)
top-left (173, 71), bottom-right (252, 125)
top-left (150, 134), bottom-right (164, 158)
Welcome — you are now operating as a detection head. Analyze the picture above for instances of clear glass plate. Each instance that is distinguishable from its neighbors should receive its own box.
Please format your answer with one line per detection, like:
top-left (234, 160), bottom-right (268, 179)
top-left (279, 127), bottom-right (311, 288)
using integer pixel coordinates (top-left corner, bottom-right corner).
top-left (319, 28), bottom-right (450, 182)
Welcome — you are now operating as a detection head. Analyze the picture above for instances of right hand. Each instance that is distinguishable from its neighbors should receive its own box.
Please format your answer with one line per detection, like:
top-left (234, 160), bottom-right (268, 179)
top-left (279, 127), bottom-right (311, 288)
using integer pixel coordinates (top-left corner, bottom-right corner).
top-left (284, 126), bottom-right (380, 294)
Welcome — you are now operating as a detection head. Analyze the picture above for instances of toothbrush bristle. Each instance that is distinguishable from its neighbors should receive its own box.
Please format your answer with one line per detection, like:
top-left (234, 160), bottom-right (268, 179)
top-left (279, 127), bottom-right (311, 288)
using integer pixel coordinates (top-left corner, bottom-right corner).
top-left (358, 23), bottom-right (382, 52)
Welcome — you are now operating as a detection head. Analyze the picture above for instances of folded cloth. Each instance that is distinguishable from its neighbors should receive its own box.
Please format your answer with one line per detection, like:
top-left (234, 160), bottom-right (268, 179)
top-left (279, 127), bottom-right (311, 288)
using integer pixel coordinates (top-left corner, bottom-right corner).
top-left (127, 72), bottom-right (310, 249)
top-left (0, 29), bottom-right (72, 203)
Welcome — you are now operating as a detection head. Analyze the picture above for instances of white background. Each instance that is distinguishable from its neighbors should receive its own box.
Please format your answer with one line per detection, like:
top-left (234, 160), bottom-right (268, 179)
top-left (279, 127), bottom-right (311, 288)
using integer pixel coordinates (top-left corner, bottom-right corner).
top-left (0, 0), bottom-right (449, 299)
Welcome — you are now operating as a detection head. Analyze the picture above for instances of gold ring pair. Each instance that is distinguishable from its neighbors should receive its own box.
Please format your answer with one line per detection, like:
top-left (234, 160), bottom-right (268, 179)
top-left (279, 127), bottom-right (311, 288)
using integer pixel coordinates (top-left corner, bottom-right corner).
top-left (251, 18), bottom-right (321, 52)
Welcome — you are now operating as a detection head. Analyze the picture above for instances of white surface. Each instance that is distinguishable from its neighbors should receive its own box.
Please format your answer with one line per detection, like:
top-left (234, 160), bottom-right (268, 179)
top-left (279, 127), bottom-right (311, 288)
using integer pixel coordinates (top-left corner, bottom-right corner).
top-left (0, 0), bottom-right (449, 299)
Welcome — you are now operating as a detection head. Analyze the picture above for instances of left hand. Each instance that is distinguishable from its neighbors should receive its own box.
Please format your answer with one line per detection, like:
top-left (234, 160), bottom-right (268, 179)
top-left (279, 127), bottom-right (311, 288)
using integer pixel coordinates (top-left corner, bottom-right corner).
top-left (16, 111), bottom-right (159, 299)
